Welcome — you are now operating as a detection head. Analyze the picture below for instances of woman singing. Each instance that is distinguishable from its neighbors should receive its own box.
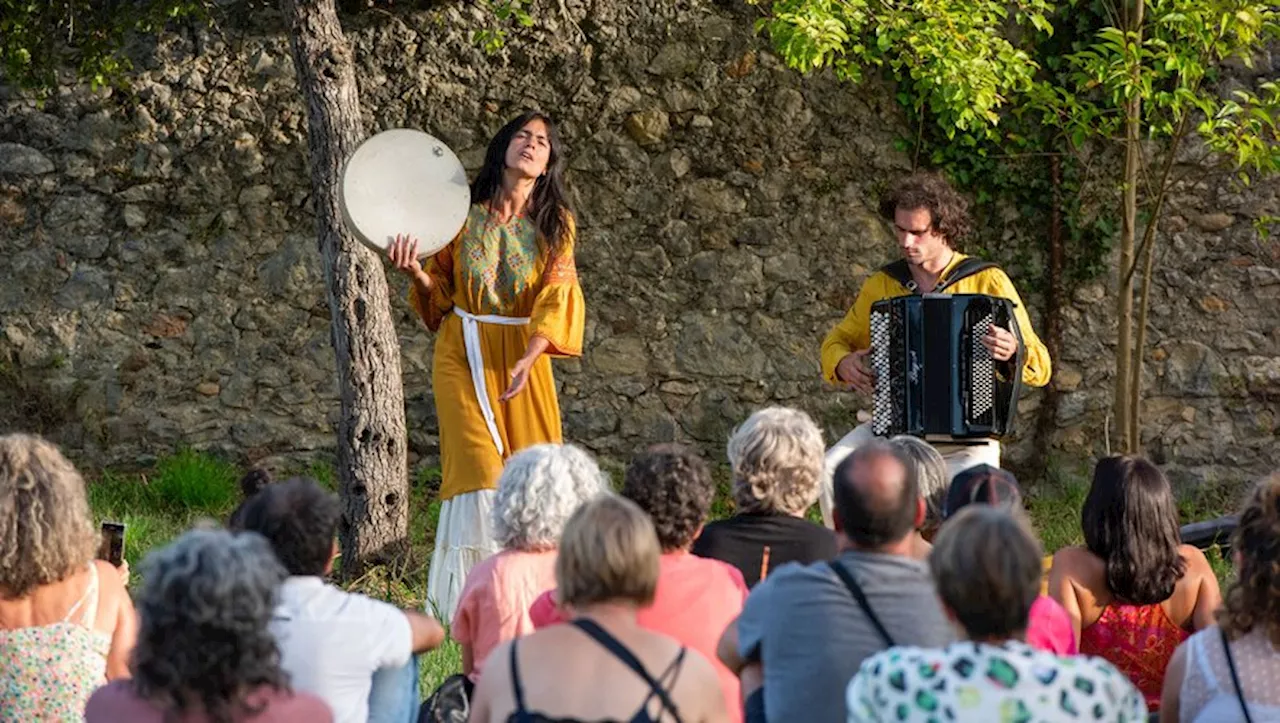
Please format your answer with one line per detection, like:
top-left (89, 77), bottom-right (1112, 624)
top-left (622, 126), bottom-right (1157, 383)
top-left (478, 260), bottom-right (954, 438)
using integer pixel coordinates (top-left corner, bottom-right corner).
top-left (388, 112), bottom-right (585, 621)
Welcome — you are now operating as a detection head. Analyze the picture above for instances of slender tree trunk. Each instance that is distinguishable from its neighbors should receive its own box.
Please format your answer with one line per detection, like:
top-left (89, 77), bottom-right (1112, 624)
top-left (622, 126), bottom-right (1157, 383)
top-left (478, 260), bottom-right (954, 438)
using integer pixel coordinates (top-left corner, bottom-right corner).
top-left (1033, 154), bottom-right (1065, 479)
top-left (1129, 232), bottom-right (1157, 447)
top-left (280, 0), bottom-right (409, 577)
top-left (1114, 0), bottom-right (1144, 454)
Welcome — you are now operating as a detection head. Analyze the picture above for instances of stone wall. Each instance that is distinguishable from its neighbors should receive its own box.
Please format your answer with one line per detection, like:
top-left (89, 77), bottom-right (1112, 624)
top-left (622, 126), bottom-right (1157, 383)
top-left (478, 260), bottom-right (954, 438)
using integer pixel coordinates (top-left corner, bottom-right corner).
top-left (0, 0), bottom-right (1276, 487)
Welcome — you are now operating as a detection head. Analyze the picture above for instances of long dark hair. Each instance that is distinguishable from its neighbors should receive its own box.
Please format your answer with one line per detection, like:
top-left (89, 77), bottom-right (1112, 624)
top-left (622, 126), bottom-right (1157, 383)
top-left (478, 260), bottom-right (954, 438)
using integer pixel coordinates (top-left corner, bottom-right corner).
top-left (1081, 455), bottom-right (1187, 604)
top-left (471, 111), bottom-right (573, 259)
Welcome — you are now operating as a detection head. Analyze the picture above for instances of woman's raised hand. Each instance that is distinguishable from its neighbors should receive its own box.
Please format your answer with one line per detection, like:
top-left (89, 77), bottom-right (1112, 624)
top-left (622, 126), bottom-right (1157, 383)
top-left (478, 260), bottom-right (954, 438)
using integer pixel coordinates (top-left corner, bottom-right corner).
top-left (387, 234), bottom-right (424, 278)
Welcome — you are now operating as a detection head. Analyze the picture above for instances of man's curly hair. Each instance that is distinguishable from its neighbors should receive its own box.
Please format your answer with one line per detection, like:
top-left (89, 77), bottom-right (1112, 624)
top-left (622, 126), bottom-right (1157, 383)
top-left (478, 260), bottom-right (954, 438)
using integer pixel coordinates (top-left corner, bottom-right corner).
top-left (230, 477), bottom-right (339, 576)
top-left (621, 444), bottom-right (714, 552)
top-left (878, 171), bottom-right (973, 250)
top-left (1218, 472), bottom-right (1280, 645)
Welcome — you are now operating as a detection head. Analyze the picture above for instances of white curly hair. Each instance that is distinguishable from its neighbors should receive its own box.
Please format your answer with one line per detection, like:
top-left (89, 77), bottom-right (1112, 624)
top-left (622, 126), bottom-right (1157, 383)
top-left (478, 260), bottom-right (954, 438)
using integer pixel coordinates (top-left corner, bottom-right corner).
top-left (727, 407), bottom-right (825, 515)
top-left (492, 443), bottom-right (611, 551)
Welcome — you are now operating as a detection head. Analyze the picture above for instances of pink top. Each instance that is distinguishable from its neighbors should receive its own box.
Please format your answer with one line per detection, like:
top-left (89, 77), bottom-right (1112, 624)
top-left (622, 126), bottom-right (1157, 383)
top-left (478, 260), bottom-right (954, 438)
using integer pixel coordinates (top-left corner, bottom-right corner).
top-left (452, 548), bottom-right (558, 680)
top-left (1026, 595), bottom-right (1077, 656)
top-left (1079, 602), bottom-right (1189, 710)
top-left (85, 681), bottom-right (333, 722)
top-left (529, 551), bottom-right (749, 723)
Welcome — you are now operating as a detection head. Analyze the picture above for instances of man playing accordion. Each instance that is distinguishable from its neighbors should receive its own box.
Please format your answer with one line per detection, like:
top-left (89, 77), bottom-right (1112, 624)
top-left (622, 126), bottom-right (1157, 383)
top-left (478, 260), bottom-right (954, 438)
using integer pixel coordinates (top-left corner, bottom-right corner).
top-left (818, 172), bottom-right (1051, 528)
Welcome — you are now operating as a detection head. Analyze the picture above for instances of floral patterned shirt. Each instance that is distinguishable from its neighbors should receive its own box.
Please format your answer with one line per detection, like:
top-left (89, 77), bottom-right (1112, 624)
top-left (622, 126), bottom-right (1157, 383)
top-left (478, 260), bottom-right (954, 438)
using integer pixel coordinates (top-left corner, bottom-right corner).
top-left (847, 640), bottom-right (1148, 723)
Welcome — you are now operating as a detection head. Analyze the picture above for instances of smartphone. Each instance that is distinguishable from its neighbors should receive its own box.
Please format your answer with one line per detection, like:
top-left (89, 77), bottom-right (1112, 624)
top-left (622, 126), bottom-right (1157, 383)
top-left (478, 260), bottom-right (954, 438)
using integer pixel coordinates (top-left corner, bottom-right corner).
top-left (98, 522), bottom-right (125, 566)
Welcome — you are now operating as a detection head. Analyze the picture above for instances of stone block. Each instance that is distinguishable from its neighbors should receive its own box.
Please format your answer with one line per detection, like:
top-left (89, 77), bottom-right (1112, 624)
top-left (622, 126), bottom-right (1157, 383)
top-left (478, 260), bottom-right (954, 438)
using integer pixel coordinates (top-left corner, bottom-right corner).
top-left (624, 109), bottom-right (670, 146)
top-left (0, 143), bottom-right (55, 176)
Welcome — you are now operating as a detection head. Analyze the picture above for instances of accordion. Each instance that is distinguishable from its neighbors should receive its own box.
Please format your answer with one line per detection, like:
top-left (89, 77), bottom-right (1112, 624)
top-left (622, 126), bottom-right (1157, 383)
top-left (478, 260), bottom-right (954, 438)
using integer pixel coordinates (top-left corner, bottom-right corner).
top-left (868, 293), bottom-right (1024, 440)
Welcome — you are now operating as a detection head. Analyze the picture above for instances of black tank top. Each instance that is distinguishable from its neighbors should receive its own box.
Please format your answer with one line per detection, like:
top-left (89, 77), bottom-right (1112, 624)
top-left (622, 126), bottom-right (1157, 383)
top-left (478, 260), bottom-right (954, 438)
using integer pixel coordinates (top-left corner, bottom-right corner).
top-left (506, 618), bottom-right (687, 723)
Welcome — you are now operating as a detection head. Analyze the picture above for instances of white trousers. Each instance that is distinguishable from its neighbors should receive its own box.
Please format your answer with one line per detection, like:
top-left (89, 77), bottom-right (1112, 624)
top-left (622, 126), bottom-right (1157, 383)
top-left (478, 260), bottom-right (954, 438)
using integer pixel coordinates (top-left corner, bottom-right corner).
top-left (819, 422), bottom-right (1001, 529)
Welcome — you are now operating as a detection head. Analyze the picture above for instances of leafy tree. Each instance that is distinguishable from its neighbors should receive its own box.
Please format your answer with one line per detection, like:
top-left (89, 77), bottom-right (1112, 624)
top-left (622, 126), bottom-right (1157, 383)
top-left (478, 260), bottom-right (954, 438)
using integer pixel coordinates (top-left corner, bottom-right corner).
top-left (753, 0), bottom-right (1280, 454)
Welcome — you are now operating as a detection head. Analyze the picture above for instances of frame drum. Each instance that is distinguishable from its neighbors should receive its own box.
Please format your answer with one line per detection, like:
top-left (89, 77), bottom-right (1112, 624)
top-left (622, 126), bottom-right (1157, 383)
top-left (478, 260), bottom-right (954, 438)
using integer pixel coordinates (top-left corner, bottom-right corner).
top-left (340, 129), bottom-right (470, 258)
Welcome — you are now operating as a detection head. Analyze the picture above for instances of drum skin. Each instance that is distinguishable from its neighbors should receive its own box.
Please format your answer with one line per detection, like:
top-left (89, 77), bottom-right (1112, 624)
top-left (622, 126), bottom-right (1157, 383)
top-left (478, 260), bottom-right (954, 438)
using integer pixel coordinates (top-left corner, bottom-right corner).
top-left (340, 129), bottom-right (471, 257)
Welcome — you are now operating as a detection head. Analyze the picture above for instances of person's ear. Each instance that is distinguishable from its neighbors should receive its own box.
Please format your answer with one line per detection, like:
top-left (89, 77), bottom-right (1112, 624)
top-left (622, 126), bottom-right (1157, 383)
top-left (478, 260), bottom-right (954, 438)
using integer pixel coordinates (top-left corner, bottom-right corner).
top-left (324, 539), bottom-right (338, 575)
top-left (913, 497), bottom-right (926, 529)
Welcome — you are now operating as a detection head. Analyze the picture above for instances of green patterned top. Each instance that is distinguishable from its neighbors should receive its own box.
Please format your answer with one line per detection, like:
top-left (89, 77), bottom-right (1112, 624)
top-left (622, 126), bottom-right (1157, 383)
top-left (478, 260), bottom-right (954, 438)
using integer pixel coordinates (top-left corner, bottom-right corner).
top-left (846, 640), bottom-right (1148, 723)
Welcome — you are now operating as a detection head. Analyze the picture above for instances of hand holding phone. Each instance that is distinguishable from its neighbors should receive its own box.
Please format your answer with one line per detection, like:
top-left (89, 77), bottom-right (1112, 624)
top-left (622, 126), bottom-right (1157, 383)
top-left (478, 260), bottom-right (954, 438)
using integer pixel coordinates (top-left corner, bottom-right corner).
top-left (98, 522), bottom-right (126, 567)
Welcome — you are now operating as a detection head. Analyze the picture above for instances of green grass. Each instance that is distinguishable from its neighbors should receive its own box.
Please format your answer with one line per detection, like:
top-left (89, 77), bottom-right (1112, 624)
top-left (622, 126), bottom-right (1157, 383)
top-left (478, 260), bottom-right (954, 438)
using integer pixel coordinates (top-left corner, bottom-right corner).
top-left (84, 451), bottom-right (1243, 696)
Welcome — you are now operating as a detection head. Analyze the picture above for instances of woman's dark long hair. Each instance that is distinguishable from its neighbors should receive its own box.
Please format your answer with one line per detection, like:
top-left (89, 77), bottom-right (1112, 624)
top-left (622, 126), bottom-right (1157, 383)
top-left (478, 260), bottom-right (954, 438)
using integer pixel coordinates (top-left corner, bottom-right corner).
top-left (470, 111), bottom-right (573, 259)
top-left (1081, 455), bottom-right (1187, 605)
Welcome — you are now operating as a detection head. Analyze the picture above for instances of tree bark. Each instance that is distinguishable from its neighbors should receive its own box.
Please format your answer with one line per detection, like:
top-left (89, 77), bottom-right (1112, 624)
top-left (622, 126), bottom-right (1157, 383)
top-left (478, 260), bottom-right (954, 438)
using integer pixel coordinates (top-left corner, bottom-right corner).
top-left (280, 0), bottom-right (409, 577)
top-left (1114, 0), bottom-right (1144, 454)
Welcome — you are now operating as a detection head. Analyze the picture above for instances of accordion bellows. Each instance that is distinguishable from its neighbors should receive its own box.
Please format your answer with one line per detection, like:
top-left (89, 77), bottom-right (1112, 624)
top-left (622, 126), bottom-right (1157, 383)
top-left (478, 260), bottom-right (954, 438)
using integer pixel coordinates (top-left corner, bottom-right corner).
top-left (869, 293), bottom-right (1024, 440)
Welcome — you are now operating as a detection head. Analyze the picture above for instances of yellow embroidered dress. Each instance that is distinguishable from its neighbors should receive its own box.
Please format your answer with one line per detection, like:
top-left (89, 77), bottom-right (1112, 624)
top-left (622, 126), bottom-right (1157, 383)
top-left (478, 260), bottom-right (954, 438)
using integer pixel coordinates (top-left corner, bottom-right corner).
top-left (410, 203), bottom-right (584, 619)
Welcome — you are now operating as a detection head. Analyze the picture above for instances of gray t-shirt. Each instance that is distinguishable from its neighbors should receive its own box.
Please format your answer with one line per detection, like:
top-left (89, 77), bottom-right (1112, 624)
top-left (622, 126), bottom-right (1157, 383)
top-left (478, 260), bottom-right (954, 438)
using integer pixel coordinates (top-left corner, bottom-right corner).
top-left (736, 549), bottom-right (955, 723)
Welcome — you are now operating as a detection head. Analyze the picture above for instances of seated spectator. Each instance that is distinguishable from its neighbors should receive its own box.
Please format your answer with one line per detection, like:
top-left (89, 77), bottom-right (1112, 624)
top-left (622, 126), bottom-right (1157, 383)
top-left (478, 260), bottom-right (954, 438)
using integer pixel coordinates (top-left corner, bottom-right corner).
top-left (232, 478), bottom-right (445, 723)
top-left (945, 464), bottom-right (1076, 655)
top-left (1161, 473), bottom-right (1280, 722)
top-left (531, 444), bottom-right (749, 721)
top-left (227, 467), bottom-right (273, 528)
top-left (469, 494), bottom-right (729, 722)
top-left (887, 435), bottom-right (948, 557)
top-left (85, 528), bottom-right (332, 722)
top-left (0, 434), bottom-right (136, 720)
top-left (1049, 455), bottom-right (1221, 712)
top-left (692, 407), bottom-right (836, 587)
top-left (718, 441), bottom-right (955, 723)
top-left (847, 506), bottom-right (1146, 722)
top-left (453, 444), bottom-right (609, 680)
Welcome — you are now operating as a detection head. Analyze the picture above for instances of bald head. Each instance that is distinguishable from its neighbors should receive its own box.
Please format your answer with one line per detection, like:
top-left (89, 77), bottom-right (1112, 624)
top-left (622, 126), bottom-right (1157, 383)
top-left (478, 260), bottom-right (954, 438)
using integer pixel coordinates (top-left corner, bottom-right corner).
top-left (831, 441), bottom-right (920, 549)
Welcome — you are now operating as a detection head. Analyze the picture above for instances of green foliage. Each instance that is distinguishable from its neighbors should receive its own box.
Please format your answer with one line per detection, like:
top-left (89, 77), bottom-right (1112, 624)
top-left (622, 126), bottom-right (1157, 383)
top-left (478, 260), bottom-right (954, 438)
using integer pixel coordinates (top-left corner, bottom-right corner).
top-left (149, 447), bottom-right (241, 510)
top-left (0, 0), bottom-right (214, 91)
top-left (472, 0), bottom-right (535, 54)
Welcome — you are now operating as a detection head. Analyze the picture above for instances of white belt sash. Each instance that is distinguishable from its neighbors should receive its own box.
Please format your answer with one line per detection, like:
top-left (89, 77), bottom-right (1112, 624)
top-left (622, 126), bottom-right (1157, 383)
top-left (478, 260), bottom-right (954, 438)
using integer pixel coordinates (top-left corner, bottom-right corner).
top-left (454, 307), bottom-right (530, 456)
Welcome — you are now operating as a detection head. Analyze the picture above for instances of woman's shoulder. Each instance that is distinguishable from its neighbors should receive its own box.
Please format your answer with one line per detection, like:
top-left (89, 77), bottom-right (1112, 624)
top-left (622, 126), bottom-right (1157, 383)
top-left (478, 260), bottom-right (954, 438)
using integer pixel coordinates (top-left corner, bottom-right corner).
top-left (1050, 545), bottom-right (1103, 575)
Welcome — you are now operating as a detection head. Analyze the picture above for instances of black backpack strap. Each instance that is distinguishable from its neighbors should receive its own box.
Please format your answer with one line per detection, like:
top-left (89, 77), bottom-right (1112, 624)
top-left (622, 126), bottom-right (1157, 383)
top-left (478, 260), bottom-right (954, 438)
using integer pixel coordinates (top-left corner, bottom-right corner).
top-left (1220, 627), bottom-right (1255, 723)
top-left (936, 257), bottom-right (999, 292)
top-left (828, 561), bottom-right (895, 647)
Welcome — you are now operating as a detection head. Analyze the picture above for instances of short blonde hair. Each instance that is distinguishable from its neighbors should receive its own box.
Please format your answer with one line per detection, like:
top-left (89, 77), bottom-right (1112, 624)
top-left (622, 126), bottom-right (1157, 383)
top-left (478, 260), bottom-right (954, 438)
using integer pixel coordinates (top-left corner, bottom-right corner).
top-left (556, 494), bottom-right (660, 608)
top-left (0, 434), bottom-right (98, 597)
top-left (727, 407), bottom-right (824, 515)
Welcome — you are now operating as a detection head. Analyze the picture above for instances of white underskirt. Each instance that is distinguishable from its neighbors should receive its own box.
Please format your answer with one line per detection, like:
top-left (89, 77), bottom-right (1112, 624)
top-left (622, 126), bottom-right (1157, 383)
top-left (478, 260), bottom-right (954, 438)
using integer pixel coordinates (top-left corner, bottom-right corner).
top-left (424, 488), bottom-right (501, 622)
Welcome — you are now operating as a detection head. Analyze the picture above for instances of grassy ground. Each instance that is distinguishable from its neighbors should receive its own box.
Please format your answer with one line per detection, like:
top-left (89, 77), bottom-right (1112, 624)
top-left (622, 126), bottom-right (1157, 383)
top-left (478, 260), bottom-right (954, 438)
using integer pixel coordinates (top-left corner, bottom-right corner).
top-left (85, 450), bottom-right (1239, 695)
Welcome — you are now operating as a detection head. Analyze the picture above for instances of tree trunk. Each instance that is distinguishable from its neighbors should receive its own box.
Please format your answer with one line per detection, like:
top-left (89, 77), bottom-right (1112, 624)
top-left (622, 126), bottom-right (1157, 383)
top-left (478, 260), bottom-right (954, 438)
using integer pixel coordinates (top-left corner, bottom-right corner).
top-left (280, 0), bottom-right (409, 577)
top-left (1114, 0), bottom-right (1144, 454)
top-left (1033, 153), bottom-right (1065, 480)
top-left (1129, 231), bottom-right (1157, 448)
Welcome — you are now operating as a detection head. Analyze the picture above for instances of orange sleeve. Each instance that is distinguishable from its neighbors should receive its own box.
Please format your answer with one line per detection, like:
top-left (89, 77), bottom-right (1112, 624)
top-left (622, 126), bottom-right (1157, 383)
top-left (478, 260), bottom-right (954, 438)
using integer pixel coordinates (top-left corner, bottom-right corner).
top-left (529, 214), bottom-right (585, 357)
top-left (408, 242), bottom-right (456, 332)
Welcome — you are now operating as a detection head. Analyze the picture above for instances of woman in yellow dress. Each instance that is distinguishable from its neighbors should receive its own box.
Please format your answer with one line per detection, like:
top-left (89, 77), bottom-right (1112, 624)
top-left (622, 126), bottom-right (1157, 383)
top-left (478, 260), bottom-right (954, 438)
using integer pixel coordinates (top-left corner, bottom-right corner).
top-left (387, 112), bottom-right (585, 620)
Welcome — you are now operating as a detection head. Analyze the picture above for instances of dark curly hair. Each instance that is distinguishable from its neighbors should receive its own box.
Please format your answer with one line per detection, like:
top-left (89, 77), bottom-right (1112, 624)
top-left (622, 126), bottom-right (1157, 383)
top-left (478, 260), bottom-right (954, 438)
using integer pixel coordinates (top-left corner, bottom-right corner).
top-left (230, 477), bottom-right (339, 577)
top-left (1218, 473), bottom-right (1280, 645)
top-left (131, 528), bottom-right (290, 723)
top-left (620, 444), bottom-right (714, 552)
top-left (877, 171), bottom-right (973, 250)
top-left (1082, 456), bottom-right (1187, 605)
top-left (226, 467), bottom-right (273, 529)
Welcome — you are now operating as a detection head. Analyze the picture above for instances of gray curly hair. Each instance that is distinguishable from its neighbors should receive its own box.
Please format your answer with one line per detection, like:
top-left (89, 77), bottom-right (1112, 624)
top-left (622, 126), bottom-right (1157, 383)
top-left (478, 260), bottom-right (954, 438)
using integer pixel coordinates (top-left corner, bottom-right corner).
top-left (131, 528), bottom-right (291, 723)
top-left (727, 407), bottom-right (825, 515)
top-left (889, 435), bottom-right (949, 529)
top-left (492, 443), bottom-right (611, 551)
top-left (0, 434), bottom-right (97, 598)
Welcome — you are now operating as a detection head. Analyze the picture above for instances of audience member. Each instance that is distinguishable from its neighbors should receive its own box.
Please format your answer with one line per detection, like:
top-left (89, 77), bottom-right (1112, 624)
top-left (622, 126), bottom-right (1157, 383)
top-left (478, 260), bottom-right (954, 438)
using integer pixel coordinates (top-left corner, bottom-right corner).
top-left (1049, 455), bottom-right (1221, 711)
top-left (227, 467), bottom-right (273, 529)
top-left (1161, 472), bottom-right (1280, 722)
top-left (887, 435), bottom-right (948, 557)
top-left (453, 444), bottom-right (609, 681)
top-left (945, 464), bottom-right (1076, 655)
top-left (85, 528), bottom-right (333, 722)
top-left (532, 444), bottom-right (749, 721)
top-left (470, 494), bottom-right (729, 722)
top-left (0, 434), bottom-right (136, 720)
top-left (718, 441), bottom-right (954, 723)
top-left (847, 506), bottom-right (1146, 722)
top-left (232, 478), bottom-right (445, 723)
top-left (692, 407), bottom-right (836, 587)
